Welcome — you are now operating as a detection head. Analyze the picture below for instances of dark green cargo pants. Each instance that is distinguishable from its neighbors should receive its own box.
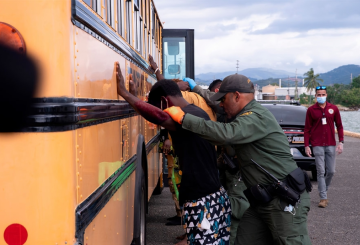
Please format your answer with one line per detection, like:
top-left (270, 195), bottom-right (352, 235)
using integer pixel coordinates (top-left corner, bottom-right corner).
top-left (223, 170), bottom-right (250, 245)
top-left (237, 191), bottom-right (312, 245)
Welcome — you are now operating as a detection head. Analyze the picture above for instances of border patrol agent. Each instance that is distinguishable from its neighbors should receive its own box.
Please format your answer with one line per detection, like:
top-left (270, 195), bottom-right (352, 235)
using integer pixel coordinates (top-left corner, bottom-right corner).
top-left (164, 74), bottom-right (312, 245)
top-left (183, 77), bottom-right (250, 245)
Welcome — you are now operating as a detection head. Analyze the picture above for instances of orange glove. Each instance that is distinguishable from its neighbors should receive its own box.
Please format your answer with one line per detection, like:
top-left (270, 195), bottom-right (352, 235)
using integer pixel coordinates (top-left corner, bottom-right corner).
top-left (163, 106), bottom-right (185, 124)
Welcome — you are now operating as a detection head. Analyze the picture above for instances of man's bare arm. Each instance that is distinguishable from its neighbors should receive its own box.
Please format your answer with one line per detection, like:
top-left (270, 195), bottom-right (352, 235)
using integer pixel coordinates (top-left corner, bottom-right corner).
top-left (116, 62), bottom-right (176, 130)
top-left (148, 54), bottom-right (165, 81)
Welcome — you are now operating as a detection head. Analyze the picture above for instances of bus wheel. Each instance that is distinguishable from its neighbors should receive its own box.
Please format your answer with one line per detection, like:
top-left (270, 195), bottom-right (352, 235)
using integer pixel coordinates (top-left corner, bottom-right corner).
top-left (140, 173), bottom-right (146, 245)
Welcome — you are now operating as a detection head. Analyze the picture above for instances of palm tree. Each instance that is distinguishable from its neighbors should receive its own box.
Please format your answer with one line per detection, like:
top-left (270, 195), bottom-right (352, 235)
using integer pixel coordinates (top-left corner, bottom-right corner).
top-left (303, 68), bottom-right (324, 105)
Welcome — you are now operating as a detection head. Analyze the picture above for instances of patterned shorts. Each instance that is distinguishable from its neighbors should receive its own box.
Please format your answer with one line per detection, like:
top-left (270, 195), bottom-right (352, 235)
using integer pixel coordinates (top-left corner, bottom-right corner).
top-left (183, 187), bottom-right (231, 245)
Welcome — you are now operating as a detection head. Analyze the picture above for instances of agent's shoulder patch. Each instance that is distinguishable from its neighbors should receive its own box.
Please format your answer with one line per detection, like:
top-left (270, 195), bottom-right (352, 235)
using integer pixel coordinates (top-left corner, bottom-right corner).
top-left (240, 111), bottom-right (253, 117)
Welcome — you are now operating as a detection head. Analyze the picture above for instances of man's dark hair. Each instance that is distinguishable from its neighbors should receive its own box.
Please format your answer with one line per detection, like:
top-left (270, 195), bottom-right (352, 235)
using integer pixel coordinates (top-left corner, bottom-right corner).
top-left (148, 79), bottom-right (182, 107)
top-left (208, 79), bottom-right (222, 92)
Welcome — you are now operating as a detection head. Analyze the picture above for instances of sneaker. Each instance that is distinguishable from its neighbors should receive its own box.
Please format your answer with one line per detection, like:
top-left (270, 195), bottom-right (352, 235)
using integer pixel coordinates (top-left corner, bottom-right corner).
top-left (165, 216), bottom-right (182, 226)
top-left (167, 215), bottom-right (181, 221)
top-left (318, 199), bottom-right (328, 208)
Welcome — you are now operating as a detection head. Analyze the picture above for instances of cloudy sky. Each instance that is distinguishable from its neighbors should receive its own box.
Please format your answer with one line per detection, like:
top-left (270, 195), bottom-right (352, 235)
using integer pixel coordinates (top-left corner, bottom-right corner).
top-left (155, 0), bottom-right (360, 76)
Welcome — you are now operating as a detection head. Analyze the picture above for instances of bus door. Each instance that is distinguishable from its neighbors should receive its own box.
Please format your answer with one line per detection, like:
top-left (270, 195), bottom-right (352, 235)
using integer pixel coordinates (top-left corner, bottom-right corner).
top-left (162, 29), bottom-right (194, 80)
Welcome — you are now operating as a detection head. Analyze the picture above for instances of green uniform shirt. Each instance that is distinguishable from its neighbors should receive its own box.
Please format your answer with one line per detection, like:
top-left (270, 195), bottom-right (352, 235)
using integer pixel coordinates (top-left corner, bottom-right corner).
top-left (182, 99), bottom-right (297, 187)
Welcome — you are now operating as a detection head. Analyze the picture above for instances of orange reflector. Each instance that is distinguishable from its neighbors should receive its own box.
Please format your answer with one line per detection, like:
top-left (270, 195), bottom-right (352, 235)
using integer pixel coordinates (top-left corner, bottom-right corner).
top-left (0, 22), bottom-right (26, 54)
top-left (3, 224), bottom-right (28, 245)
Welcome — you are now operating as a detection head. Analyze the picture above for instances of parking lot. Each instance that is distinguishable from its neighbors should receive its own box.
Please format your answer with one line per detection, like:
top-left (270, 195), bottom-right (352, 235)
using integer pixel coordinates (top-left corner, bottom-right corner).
top-left (146, 135), bottom-right (360, 245)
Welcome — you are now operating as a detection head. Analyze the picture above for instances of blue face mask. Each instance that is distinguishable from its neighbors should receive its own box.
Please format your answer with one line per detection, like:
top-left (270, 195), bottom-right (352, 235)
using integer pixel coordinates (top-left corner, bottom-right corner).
top-left (317, 96), bottom-right (326, 104)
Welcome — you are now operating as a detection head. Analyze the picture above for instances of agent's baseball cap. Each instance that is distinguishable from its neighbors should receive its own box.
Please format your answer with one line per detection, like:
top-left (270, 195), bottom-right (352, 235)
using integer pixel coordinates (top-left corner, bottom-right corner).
top-left (210, 74), bottom-right (254, 101)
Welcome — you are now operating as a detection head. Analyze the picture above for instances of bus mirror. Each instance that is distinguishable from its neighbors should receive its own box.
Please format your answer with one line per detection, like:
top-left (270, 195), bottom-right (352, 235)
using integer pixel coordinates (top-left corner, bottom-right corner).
top-left (167, 41), bottom-right (179, 55)
top-left (168, 65), bottom-right (180, 75)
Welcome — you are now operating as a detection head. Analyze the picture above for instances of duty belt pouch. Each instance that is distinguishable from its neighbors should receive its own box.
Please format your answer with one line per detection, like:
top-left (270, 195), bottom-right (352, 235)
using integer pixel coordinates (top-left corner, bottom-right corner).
top-left (244, 184), bottom-right (273, 206)
top-left (273, 182), bottom-right (300, 206)
top-left (286, 168), bottom-right (306, 194)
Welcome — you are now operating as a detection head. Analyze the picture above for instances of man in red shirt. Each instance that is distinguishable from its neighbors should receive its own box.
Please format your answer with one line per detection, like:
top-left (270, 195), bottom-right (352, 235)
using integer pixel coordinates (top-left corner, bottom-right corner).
top-left (304, 86), bottom-right (344, 208)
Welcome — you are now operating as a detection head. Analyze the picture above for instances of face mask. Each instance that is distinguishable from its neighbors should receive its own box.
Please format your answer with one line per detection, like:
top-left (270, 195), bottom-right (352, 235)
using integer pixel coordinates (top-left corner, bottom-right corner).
top-left (317, 96), bottom-right (326, 104)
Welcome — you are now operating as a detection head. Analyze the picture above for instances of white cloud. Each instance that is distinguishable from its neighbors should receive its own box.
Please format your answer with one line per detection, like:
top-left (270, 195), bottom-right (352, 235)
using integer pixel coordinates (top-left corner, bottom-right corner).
top-left (295, 54), bottom-right (313, 66)
top-left (155, 0), bottom-right (360, 75)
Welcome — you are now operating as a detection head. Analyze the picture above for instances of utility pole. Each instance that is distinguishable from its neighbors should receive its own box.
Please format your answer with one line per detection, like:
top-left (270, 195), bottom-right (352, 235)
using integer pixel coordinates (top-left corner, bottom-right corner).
top-left (287, 81), bottom-right (290, 98)
top-left (294, 68), bottom-right (299, 100)
top-left (236, 60), bottom-right (239, 74)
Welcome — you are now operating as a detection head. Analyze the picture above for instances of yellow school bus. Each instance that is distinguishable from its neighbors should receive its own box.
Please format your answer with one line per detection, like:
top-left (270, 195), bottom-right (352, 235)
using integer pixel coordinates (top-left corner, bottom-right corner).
top-left (0, 0), bottom-right (164, 244)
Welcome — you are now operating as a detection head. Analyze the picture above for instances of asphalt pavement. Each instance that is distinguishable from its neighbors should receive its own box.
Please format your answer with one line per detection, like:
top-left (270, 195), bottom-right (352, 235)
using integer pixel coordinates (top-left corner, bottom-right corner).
top-left (146, 135), bottom-right (360, 245)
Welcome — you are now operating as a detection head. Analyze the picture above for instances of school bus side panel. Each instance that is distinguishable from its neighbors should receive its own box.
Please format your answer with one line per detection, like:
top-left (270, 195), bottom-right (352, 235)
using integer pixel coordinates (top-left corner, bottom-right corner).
top-left (74, 26), bottom-right (122, 100)
top-left (0, 132), bottom-right (76, 244)
top-left (74, 24), bottom-right (161, 200)
top-left (76, 120), bottom-right (135, 244)
top-left (0, 0), bottom-right (73, 98)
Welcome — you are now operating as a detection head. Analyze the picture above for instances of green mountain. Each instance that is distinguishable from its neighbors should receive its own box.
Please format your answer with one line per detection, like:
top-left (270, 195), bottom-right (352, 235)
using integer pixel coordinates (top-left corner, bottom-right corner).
top-left (318, 65), bottom-right (360, 85)
top-left (195, 65), bottom-right (360, 88)
top-left (253, 65), bottom-right (360, 88)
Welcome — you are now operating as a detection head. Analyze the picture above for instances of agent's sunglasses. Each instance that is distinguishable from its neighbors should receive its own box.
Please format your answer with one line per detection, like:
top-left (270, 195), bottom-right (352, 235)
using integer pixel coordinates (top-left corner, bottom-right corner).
top-left (316, 86), bottom-right (326, 90)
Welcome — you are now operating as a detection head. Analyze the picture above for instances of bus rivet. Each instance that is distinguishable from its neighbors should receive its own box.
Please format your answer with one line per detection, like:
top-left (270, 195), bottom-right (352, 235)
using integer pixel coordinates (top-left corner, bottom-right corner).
top-left (74, 42), bottom-right (76, 45)
top-left (79, 151), bottom-right (82, 154)
top-left (75, 82), bottom-right (78, 86)
top-left (104, 215), bottom-right (106, 218)
top-left (86, 237), bottom-right (88, 240)
top-left (80, 195), bottom-right (82, 198)
top-left (77, 158), bottom-right (79, 162)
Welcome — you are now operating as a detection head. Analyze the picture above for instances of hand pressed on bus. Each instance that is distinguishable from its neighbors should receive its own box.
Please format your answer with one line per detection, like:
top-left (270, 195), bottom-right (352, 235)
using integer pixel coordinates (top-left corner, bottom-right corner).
top-left (116, 62), bottom-right (127, 97)
top-left (148, 55), bottom-right (165, 81)
top-left (128, 74), bottom-right (137, 96)
top-left (115, 62), bottom-right (176, 130)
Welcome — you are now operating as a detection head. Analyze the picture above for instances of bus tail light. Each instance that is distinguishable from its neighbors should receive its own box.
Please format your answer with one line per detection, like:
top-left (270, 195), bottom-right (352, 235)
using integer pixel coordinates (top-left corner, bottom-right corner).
top-left (0, 22), bottom-right (26, 54)
top-left (3, 224), bottom-right (28, 245)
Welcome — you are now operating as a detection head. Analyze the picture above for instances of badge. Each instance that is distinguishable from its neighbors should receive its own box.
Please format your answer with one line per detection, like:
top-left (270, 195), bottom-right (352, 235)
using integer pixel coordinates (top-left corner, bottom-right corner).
top-left (322, 118), bottom-right (327, 125)
top-left (240, 111), bottom-right (253, 117)
top-left (328, 109), bottom-right (334, 114)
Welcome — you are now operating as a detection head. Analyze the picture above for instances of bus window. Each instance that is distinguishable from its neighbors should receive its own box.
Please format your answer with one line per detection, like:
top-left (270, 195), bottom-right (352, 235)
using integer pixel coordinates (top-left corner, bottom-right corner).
top-left (163, 37), bottom-right (186, 79)
top-left (126, 0), bottom-right (132, 45)
top-left (83, 0), bottom-right (97, 12)
top-left (106, 0), bottom-right (114, 27)
top-left (151, 4), bottom-right (155, 40)
top-left (83, 0), bottom-right (91, 7)
top-left (134, 0), bottom-right (143, 54)
top-left (144, 27), bottom-right (148, 59)
top-left (101, 0), bottom-right (107, 19)
top-left (117, 0), bottom-right (124, 37)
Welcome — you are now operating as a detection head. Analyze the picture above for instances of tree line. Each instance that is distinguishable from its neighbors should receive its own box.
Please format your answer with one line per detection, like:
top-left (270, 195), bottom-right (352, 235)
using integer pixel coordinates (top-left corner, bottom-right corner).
top-left (300, 68), bottom-right (360, 109)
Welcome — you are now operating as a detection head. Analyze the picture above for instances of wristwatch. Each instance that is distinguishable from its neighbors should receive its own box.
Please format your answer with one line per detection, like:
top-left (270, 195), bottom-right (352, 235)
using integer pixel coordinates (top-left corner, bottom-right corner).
top-left (340, 141), bottom-right (344, 144)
